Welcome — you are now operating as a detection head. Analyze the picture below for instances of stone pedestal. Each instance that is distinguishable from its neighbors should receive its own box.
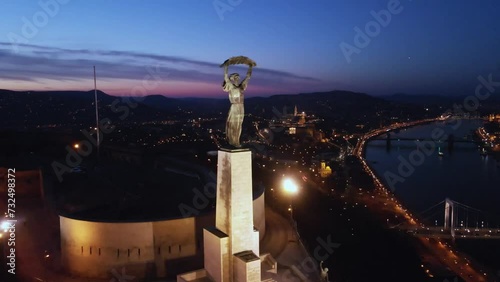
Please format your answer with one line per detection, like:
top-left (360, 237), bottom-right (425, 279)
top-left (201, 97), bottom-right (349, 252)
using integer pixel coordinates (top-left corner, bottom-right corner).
top-left (215, 149), bottom-right (256, 254)
top-left (204, 148), bottom-right (260, 281)
top-left (234, 251), bottom-right (261, 282)
top-left (204, 227), bottom-right (229, 281)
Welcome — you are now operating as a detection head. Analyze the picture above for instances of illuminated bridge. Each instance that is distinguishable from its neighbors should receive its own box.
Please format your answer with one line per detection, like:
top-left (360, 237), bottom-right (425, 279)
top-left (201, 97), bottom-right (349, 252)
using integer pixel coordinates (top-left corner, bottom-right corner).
top-left (397, 198), bottom-right (500, 240)
top-left (372, 137), bottom-right (475, 143)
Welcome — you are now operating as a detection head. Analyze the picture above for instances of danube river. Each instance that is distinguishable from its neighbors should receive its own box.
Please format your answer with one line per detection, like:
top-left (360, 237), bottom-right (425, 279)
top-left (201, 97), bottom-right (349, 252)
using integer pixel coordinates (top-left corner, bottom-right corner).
top-left (365, 119), bottom-right (500, 272)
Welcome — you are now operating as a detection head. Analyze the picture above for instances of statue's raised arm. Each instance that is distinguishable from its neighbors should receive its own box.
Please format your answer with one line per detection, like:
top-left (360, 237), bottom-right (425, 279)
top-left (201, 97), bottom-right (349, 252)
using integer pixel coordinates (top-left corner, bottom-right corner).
top-left (320, 261), bottom-right (329, 282)
top-left (241, 65), bottom-right (252, 90)
top-left (223, 62), bottom-right (230, 83)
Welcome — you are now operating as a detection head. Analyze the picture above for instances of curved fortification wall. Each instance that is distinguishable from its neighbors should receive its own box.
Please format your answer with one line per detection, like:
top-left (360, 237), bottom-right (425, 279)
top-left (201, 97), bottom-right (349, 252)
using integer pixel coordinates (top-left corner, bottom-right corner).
top-left (60, 217), bottom-right (156, 278)
top-left (59, 192), bottom-right (265, 279)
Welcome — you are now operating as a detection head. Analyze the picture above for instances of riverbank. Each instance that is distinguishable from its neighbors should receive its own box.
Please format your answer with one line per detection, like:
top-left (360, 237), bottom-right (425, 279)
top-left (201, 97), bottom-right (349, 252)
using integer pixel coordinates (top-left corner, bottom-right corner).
top-left (345, 153), bottom-right (490, 281)
top-left (477, 127), bottom-right (500, 160)
top-left (354, 117), bottom-right (442, 157)
top-left (361, 119), bottom-right (500, 281)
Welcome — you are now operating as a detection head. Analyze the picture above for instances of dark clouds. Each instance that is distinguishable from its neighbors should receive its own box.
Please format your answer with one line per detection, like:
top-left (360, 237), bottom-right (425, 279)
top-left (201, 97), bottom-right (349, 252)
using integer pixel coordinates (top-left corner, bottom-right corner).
top-left (0, 42), bottom-right (321, 93)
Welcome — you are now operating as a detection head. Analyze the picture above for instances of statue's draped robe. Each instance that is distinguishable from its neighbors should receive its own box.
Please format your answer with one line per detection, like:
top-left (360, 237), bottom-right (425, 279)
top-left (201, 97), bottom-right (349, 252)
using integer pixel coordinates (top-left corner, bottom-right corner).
top-left (223, 79), bottom-right (248, 147)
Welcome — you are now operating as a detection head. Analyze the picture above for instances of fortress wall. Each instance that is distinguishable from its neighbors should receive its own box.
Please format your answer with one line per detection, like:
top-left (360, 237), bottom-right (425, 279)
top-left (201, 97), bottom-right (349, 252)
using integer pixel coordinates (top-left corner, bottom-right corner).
top-left (59, 195), bottom-right (265, 279)
top-left (59, 216), bottom-right (155, 278)
top-left (152, 217), bottom-right (197, 260)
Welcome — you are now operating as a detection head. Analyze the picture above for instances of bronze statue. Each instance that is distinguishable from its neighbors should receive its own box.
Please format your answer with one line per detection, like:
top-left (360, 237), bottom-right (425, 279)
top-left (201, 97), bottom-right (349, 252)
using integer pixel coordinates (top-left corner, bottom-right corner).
top-left (220, 56), bottom-right (256, 147)
top-left (320, 261), bottom-right (329, 282)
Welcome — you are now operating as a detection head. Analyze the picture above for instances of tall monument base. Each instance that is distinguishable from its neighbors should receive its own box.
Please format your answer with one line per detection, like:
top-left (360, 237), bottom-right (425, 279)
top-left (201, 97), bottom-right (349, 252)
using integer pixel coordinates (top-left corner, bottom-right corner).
top-left (177, 149), bottom-right (276, 282)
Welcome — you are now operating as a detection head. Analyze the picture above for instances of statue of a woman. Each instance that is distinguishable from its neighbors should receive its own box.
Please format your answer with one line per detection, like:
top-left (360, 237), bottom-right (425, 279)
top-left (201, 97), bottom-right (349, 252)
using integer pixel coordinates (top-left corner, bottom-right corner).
top-left (221, 56), bottom-right (254, 147)
top-left (320, 261), bottom-right (329, 282)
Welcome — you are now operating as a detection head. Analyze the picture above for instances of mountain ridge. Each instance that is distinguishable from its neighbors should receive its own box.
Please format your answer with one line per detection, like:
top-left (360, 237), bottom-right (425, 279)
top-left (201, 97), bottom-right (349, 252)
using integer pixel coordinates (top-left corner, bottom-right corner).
top-left (1, 89), bottom-right (484, 130)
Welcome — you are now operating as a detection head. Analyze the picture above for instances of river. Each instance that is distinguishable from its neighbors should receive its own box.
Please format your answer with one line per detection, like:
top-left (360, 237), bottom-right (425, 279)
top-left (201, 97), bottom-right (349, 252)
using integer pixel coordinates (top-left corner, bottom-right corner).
top-left (366, 119), bottom-right (500, 217)
top-left (365, 119), bottom-right (500, 274)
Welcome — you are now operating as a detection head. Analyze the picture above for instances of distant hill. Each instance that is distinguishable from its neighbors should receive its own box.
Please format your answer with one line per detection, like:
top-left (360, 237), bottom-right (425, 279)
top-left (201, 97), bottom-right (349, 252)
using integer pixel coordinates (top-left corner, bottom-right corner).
top-left (0, 89), bottom-right (169, 129)
top-left (140, 95), bottom-right (227, 113)
top-left (382, 93), bottom-right (462, 106)
top-left (138, 90), bottom-right (387, 119)
top-left (383, 93), bottom-right (500, 116)
top-left (384, 93), bottom-right (500, 106)
top-left (0, 89), bottom-right (442, 131)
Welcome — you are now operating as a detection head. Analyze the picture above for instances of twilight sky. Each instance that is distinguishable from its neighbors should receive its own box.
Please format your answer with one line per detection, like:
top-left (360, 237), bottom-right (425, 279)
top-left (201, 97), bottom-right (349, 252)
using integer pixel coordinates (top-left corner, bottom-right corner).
top-left (1, 0), bottom-right (499, 98)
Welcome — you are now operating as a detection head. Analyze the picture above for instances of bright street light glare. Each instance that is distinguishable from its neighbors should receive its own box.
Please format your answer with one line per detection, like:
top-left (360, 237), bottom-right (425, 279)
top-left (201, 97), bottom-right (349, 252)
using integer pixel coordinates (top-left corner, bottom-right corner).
top-left (1, 221), bottom-right (9, 232)
top-left (283, 178), bottom-right (298, 194)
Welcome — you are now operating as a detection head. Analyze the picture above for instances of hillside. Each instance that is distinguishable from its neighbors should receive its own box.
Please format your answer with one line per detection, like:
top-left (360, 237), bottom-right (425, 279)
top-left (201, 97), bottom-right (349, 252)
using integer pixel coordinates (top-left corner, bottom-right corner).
top-left (0, 89), bottom-right (436, 131)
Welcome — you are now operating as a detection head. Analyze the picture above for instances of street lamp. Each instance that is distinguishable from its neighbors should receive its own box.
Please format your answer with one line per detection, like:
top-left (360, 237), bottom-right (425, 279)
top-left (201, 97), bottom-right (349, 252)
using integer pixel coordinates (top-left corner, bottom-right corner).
top-left (283, 178), bottom-right (298, 194)
top-left (1, 221), bottom-right (9, 233)
top-left (283, 178), bottom-right (298, 221)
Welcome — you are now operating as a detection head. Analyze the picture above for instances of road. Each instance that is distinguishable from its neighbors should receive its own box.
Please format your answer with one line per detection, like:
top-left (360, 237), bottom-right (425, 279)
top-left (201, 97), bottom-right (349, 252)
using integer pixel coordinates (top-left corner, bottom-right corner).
top-left (405, 226), bottom-right (500, 239)
top-left (353, 117), bottom-right (493, 281)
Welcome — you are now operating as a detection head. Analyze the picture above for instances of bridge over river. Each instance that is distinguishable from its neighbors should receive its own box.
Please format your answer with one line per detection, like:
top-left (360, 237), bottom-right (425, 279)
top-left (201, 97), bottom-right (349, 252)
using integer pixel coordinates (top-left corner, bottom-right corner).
top-left (396, 198), bottom-right (500, 240)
